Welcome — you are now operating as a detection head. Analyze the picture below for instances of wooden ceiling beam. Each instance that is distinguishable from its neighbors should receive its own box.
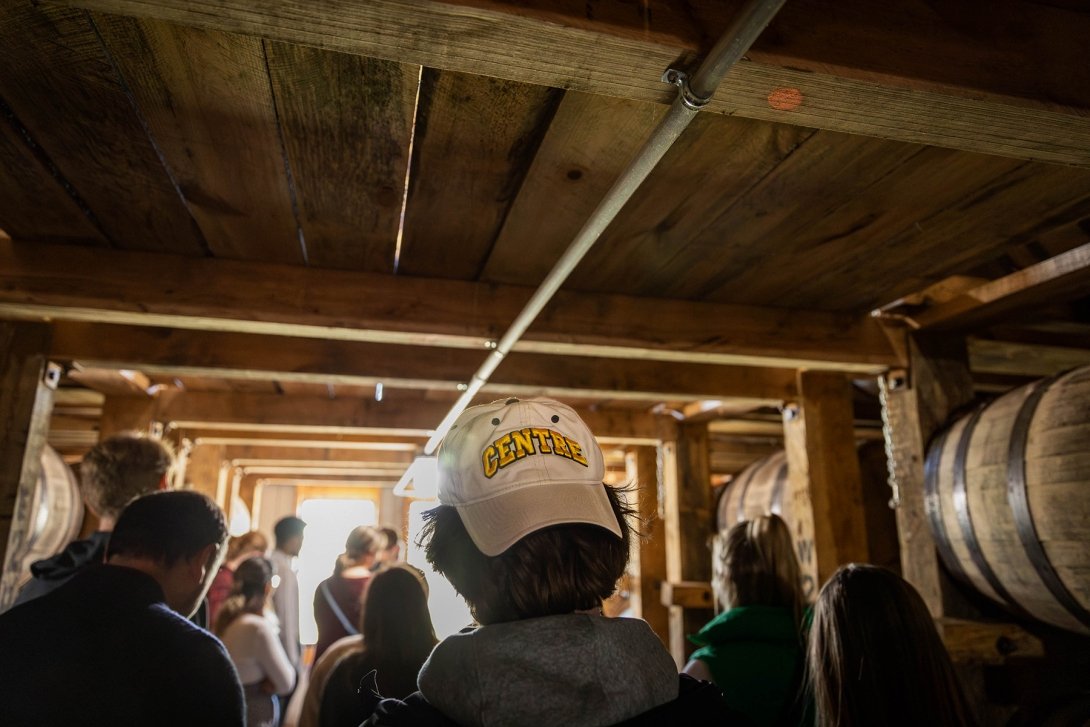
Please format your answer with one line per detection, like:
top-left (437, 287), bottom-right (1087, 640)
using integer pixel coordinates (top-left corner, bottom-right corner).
top-left (230, 459), bottom-right (408, 471)
top-left (220, 448), bottom-right (414, 464)
top-left (254, 477), bottom-right (393, 489)
top-left (909, 242), bottom-right (1090, 331)
top-left (0, 241), bottom-right (896, 372)
top-left (49, 321), bottom-right (798, 405)
top-left (186, 434), bottom-right (423, 450)
top-left (237, 465), bottom-right (401, 477)
top-left (66, 367), bottom-right (153, 397)
top-left (109, 390), bottom-right (667, 443)
top-left (58, 0), bottom-right (1090, 166)
top-left (968, 338), bottom-right (1090, 378)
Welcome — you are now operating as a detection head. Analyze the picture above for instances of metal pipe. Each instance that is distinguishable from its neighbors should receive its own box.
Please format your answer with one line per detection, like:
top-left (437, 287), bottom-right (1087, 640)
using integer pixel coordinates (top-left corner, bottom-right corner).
top-left (422, 0), bottom-right (787, 456)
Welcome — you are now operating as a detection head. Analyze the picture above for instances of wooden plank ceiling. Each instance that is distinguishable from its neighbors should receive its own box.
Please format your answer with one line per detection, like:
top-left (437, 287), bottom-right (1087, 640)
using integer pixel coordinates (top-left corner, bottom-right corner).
top-left (1, 0), bottom-right (1088, 463)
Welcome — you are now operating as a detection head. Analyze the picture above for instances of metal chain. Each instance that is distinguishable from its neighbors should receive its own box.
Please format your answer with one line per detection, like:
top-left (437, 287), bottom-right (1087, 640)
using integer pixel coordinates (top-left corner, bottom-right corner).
top-left (877, 375), bottom-right (902, 509)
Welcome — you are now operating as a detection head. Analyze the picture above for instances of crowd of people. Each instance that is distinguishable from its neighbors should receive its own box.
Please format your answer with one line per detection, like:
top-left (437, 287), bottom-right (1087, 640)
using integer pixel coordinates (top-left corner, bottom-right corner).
top-left (0, 399), bottom-right (981, 726)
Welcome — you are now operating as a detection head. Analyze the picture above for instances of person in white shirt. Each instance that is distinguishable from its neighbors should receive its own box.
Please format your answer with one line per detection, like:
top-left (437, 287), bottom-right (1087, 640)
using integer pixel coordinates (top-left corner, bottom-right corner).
top-left (215, 557), bottom-right (295, 727)
top-left (269, 516), bottom-right (306, 673)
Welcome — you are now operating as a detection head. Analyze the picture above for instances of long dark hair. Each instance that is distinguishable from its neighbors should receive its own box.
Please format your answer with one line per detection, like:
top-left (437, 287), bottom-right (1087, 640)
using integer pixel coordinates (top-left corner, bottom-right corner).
top-left (362, 565), bottom-right (437, 684)
top-left (214, 557), bottom-right (273, 636)
top-left (808, 564), bottom-right (976, 727)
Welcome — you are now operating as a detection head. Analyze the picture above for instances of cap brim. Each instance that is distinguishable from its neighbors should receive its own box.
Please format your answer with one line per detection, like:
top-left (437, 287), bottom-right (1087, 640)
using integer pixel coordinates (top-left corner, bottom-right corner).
top-left (454, 482), bottom-right (623, 557)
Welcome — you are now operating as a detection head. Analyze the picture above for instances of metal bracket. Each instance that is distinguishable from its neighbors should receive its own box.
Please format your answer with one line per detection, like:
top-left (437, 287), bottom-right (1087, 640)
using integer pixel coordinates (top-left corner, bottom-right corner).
top-left (661, 68), bottom-right (711, 110)
top-left (43, 362), bottom-right (62, 390)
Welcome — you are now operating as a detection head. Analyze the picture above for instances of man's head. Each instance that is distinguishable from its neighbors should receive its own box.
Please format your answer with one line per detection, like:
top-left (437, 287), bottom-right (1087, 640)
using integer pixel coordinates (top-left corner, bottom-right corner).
top-left (274, 516), bottom-right (306, 556)
top-left (79, 434), bottom-right (175, 528)
top-left (421, 397), bottom-right (632, 624)
top-left (107, 490), bottom-right (229, 617)
top-left (377, 526), bottom-right (401, 565)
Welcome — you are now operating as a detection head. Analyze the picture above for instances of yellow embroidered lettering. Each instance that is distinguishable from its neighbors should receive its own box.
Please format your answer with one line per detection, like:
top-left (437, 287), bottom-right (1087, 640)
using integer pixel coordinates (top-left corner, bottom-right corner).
top-left (511, 429), bottom-right (534, 459)
top-left (531, 428), bottom-right (553, 453)
top-left (567, 438), bottom-right (588, 466)
top-left (496, 433), bottom-right (515, 466)
top-left (483, 445), bottom-right (499, 478)
top-left (550, 430), bottom-right (572, 458)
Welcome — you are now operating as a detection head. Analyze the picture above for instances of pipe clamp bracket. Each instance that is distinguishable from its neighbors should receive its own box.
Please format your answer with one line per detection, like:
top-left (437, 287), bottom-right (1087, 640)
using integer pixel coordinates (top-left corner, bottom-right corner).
top-left (661, 68), bottom-right (711, 110)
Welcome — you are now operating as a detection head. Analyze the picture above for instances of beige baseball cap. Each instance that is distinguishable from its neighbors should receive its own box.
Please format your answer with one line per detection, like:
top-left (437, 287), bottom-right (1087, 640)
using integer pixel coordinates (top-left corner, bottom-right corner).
top-left (436, 397), bottom-right (622, 556)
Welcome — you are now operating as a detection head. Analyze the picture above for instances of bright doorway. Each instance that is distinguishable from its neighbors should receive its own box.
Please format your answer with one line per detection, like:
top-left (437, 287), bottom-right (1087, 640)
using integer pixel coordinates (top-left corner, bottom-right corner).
top-left (296, 497), bottom-right (378, 645)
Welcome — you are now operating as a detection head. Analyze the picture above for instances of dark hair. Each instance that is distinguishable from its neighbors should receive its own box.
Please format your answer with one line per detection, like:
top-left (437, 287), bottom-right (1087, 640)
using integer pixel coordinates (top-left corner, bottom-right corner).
top-left (80, 434), bottom-right (174, 519)
top-left (361, 564), bottom-right (437, 694)
top-left (107, 490), bottom-right (227, 567)
top-left (379, 526), bottom-right (400, 550)
top-left (808, 564), bottom-right (976, 727)
top-left (421, 484), bottom-right (635, 624)
top-left (713, 514), bottom-right (806, 629)
top-left (274, 516), bottom-right (306, 546)
top-left (214, 557), bottom-right (273, 636)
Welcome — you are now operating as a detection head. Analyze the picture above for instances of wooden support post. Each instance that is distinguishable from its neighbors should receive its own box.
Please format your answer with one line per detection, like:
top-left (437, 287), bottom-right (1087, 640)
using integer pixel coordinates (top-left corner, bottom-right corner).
top-left (0, 322), bottom-right (58, 611)
top-left (185, 443), bottom-right (226, 502)
top-left (626, 446), bottom-right (668, 647)
top-left (215, 462), bottom-right (231, 510)
top-left (662, 422), bottom-right (714, 666)
top-left (783, 371), bottom-right (870, 593)
top-left (881, 332), bottom-right (975, 618)
top-left (98, 395), bottom-right (158, 439)
top-left (238, 474), bottom-right (258, 521)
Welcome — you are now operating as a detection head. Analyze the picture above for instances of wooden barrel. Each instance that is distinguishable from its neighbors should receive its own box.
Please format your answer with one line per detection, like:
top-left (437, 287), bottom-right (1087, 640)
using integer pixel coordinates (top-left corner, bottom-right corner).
top-left (26, 446), bottom-right (84, 559)
top-left (9, 446), bottom-right (84, 590)
top-left (926, 366), bottom-right (1090, 635)
top-left (717, 442), bottom-right (900, 571)
top-left (717, 450), bottom-right (791, 529)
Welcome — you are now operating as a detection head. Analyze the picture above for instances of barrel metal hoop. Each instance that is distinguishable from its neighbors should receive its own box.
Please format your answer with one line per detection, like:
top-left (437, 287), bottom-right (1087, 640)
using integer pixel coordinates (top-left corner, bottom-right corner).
top-left (952, 401), bottom-right (1033, 619)
top-left (769, 462), bottom-right (789, 515)
top-left (1007, 374), bottom-right (1090, 629)
top-left (736, 462), bottom-right (760, 523)
top-left (923, 427), bottom-right (971, 587)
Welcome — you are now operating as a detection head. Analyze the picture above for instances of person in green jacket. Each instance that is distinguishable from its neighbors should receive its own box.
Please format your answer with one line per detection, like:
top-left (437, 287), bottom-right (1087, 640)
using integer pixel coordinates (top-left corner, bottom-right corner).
top-left (684, 514), bottom-right (809, 726)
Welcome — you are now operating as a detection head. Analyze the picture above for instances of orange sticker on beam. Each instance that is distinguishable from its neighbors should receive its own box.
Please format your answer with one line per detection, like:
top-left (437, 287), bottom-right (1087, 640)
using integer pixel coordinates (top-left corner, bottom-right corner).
top-left (767, 87), bottom-right (803, 111)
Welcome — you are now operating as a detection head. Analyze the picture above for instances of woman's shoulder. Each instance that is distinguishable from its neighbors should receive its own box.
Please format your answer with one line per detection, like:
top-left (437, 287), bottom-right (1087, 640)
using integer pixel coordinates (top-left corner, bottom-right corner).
top-left (227, 612), bottom-right (275, 633)
top-left (329, 572), bottom-right (371, 598)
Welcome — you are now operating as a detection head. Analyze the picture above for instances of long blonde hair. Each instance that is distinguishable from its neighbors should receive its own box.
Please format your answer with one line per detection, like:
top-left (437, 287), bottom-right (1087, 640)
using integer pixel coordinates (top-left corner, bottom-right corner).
top-left (225, 531), bottom-right (268, 564)
top-left (712, 514), bottom-right (806, 629)
top-left (333, 525), bottom-right (381, 575)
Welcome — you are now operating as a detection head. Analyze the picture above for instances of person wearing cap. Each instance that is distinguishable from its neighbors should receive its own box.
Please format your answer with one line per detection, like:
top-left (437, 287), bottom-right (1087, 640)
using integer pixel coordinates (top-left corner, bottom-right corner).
top-left (367, 397), bottom-right (736, 726)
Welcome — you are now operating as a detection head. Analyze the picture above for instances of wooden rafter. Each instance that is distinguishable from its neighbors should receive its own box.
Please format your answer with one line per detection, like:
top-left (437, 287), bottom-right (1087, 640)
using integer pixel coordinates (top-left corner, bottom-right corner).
top-left (0, 242), bottom-right (897, 372)
top-left (911, 242), bottom-right (1090, 331)
top-left (49, 322), bottom-right (798, 405)
top-left (103, 390), bottom-right (666, 443)
top-left (968, 338), bottom-right (1090, 378)
top-left (185, 434), bottom-right (422, 450)
top-left (59, 0), bottom-right (1090, 165)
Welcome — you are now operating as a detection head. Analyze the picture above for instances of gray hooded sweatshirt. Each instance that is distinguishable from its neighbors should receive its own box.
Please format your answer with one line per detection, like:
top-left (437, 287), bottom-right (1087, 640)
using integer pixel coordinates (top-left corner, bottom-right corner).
top-left (418, 614), bottom-right (679, 727)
